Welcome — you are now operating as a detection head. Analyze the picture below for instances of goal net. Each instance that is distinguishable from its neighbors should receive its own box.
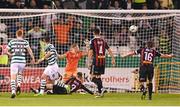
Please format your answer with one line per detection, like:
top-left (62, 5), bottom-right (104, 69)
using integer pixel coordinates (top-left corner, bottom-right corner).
top-left (0, 9), bottom-right (179, 93)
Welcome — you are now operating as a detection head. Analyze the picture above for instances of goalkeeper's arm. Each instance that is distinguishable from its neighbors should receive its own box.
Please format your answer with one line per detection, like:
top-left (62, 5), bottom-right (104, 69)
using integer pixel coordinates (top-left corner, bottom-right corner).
top-left (58, 54), bottom-right (66, 59)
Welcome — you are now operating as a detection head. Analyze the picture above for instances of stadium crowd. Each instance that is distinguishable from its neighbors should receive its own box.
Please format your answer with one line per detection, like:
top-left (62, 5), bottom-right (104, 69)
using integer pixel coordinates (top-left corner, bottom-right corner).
top-left (0, 0), bottom-right (179, 9)
top-left (0, 0), bottom-right (176, 66)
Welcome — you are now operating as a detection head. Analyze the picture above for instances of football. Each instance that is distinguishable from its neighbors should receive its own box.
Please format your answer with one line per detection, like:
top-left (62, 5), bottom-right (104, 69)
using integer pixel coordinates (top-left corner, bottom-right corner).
top-left (129, 25), bottom-right (138, 32)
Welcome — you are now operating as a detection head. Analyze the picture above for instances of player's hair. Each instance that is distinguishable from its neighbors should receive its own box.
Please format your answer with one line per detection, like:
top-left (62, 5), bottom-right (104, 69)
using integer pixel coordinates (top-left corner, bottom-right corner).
top-left (43, 36), bottom-right (51, 43)
top-left (16, 29), bottom-right (23, 37)
top-left (70, 43), bottom-right (78, 49)
top-left (147, 41), bottom-right (154, 48)
top-left (77, 72), bottom-right (83, 78)
top-left (94, 26), bottom-right (101, 35)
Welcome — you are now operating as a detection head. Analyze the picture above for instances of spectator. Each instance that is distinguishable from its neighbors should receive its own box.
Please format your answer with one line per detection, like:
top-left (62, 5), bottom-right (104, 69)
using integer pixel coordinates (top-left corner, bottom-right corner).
top-left (137, 18), bottom-right (153, 46)
top-left (41, 13), bottom-right (57, 32)
top-left (109, 0), bottom-right (123, 9)
top-left (0, 38), bottom-right (8, 66)
top-left (133, 0), bottom-right (146, 9)
top-left (0, 0), bottom-right (8, 8)
top-left (172, 0), bottom-right (180, 9)
top-left (128, 32), bottom-right (138, 50)
top-left (124, 0), bottom-right (134, 9)
top-left (0, 22), bottom-right (8, 44)
top-left (78, 0), bottom-right (87, 9)
top-left (63, 0), bottom-right (81, 9)
top-left (70, 18), bottom-right (84, 45)
top-left (146, 0), bottom-right (155, 9)
top-left (27, 24), bottom-right (46, 60)
top-left (53, 15), bottom-right (74, 54)
top-left (86, 0), bottom-right (101, 9)
top-left (7, 0), bottom-right (17, 8)
top-left (154, 0), bottom-right (161, 9)
top-left (114, 26), bottom-right (129, 46)
top-left (27, 0), bottom-right (38, 9)
top-left (159, 29), bottom-right (171, 54)
top-left (100, 0), bottom-right (110, 9)
top-left (54, 0), bottom-right (64, 9)
top-left (86, 22), bottom-right (95, 40)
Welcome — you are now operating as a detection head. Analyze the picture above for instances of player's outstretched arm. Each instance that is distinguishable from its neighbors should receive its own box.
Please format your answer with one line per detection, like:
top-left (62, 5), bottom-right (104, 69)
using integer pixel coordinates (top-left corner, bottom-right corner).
top-left (58, 54), bottom-right (66, 59)
top-left (121, 51), bottom-right (136, 58)
top-left (27, 46), bottom-right (35, 64)
top-left (108, 48), bottom-right (116, 66)
top-left (160, 54), bottom-right (174, 58)
top-left (36, 51), bottom-right (52, 64)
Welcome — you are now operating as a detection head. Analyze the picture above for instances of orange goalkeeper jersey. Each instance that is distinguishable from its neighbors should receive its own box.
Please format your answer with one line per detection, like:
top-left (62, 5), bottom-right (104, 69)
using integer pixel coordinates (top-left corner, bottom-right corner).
top-left (65, 51), bottom-right (83, 72)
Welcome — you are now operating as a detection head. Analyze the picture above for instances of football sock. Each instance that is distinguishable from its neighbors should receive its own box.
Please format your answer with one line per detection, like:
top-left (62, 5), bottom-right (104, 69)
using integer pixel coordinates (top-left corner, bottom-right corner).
top-left (92, 77), bottom-right (103, 93)
top-left (11, 80), bottom-right (16, 94)
top-left (148, 83), bottom-right (153, 98)
top-left (40, 79), bottom-right (46, 94)
top-left (17, 74), bottom-right (22, 87)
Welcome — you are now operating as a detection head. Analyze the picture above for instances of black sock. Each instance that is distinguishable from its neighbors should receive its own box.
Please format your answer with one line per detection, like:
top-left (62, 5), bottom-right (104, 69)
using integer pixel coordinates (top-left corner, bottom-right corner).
top-left (92, 77), bottom-right (103, 93)
top-left (148, 83), bottom-right (153, 97)
top-left (97, 78), bottom-right (103, 93)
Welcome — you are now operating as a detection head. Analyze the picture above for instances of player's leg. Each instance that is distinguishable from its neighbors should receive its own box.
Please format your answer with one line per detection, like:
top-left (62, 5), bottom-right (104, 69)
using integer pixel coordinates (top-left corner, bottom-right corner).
top-left (10, 63), bottom-right (18, 98)
top-left (38, 73), bottom-right (48, 95)
top-left (48, 64), bottom-right (70, 93)
top-left (16, 63), bottom-right (25, 95)
top-left (91, 65), bottom-right (106, 97)
top-left (91, 66), bottom-right (105, 97)
top-left (139, 65), bottom-right (148, 100)
top-left (147, 65), bottom-right (154, 100)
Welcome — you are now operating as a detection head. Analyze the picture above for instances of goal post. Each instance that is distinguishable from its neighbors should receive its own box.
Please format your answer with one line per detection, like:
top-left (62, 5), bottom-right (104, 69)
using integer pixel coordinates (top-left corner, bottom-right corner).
top-left (0, 9), bottom-right (179, 93)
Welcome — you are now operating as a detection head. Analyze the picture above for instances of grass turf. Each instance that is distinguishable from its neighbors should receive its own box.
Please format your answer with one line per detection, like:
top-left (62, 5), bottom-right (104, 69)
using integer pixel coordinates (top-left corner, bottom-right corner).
top-left (0, 93), bottom-right (180, 106)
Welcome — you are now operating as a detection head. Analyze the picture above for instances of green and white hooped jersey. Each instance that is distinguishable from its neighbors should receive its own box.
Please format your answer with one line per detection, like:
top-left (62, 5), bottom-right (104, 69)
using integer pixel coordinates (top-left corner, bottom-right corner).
top-left (8, 39), bottom-right (29, 64)
top-left (45, 44), bottom-right (58, 65)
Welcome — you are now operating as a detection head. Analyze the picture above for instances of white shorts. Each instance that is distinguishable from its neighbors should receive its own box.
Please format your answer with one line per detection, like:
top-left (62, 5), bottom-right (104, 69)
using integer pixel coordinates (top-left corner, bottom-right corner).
top-left (44, 63), bottom-right (60, 81)
top-left (10, 63), bottom-right (26, 75)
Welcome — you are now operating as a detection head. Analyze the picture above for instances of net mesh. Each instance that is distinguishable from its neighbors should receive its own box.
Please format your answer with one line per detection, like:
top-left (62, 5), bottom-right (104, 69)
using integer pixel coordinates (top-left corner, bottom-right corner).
top-left (0, 10), bottom-right (179, 93)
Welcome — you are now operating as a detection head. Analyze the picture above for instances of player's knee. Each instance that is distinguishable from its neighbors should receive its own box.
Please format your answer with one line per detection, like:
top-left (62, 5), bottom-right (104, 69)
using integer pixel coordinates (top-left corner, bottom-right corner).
top-left (11, 74), bottom-right (16, 80)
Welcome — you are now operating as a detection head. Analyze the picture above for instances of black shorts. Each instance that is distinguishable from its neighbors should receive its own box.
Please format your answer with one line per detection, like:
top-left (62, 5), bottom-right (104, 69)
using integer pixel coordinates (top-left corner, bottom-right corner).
top-left (139, 64), bottom-right (154, 82)
top-left (90, 65), bottom-right (105, 75)
top-left (52, 85), bottom-right (67, 94)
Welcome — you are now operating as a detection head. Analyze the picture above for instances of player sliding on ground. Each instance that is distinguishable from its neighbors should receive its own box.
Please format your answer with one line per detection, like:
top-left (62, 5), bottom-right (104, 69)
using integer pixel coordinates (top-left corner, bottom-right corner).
top-left (6, 29), bottom-right (35, 98)
top-left (88, 26), bottom-right (116, 98)
top-left (122, 41), bottom-right (174, 100)
top-left (31, 72), bottom-right (94, 95)
top-left (58, 43), bottom-right (88, 82)
top-left (34, 36), bottom-right (69, 96)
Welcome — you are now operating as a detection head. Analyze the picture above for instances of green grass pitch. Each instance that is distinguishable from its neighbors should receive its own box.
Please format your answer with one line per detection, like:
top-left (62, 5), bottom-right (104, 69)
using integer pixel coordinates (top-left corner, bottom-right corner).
top-left (0, 93), bottom-right (180, 106)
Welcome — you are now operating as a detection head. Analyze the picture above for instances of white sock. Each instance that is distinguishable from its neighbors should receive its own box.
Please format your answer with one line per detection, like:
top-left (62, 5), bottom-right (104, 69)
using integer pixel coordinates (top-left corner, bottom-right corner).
top-left (17, 74), bottom-right (22, 87)
top-left (40, 79), bottom-right (46, 94)
top-left (11, 80), bottom-right (16, 94)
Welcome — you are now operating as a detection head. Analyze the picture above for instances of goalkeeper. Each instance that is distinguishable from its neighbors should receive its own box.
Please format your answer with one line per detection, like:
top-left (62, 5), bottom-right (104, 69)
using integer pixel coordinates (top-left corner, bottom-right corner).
top-left (31, 72), bottom-right (94, 95)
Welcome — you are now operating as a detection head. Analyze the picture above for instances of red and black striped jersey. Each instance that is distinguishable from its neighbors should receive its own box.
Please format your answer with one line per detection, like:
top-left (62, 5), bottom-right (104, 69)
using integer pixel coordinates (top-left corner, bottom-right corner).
top-left (90, 37), bottom-right (109, 67)
top-left (134, 47), bottom-right (161, 65)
